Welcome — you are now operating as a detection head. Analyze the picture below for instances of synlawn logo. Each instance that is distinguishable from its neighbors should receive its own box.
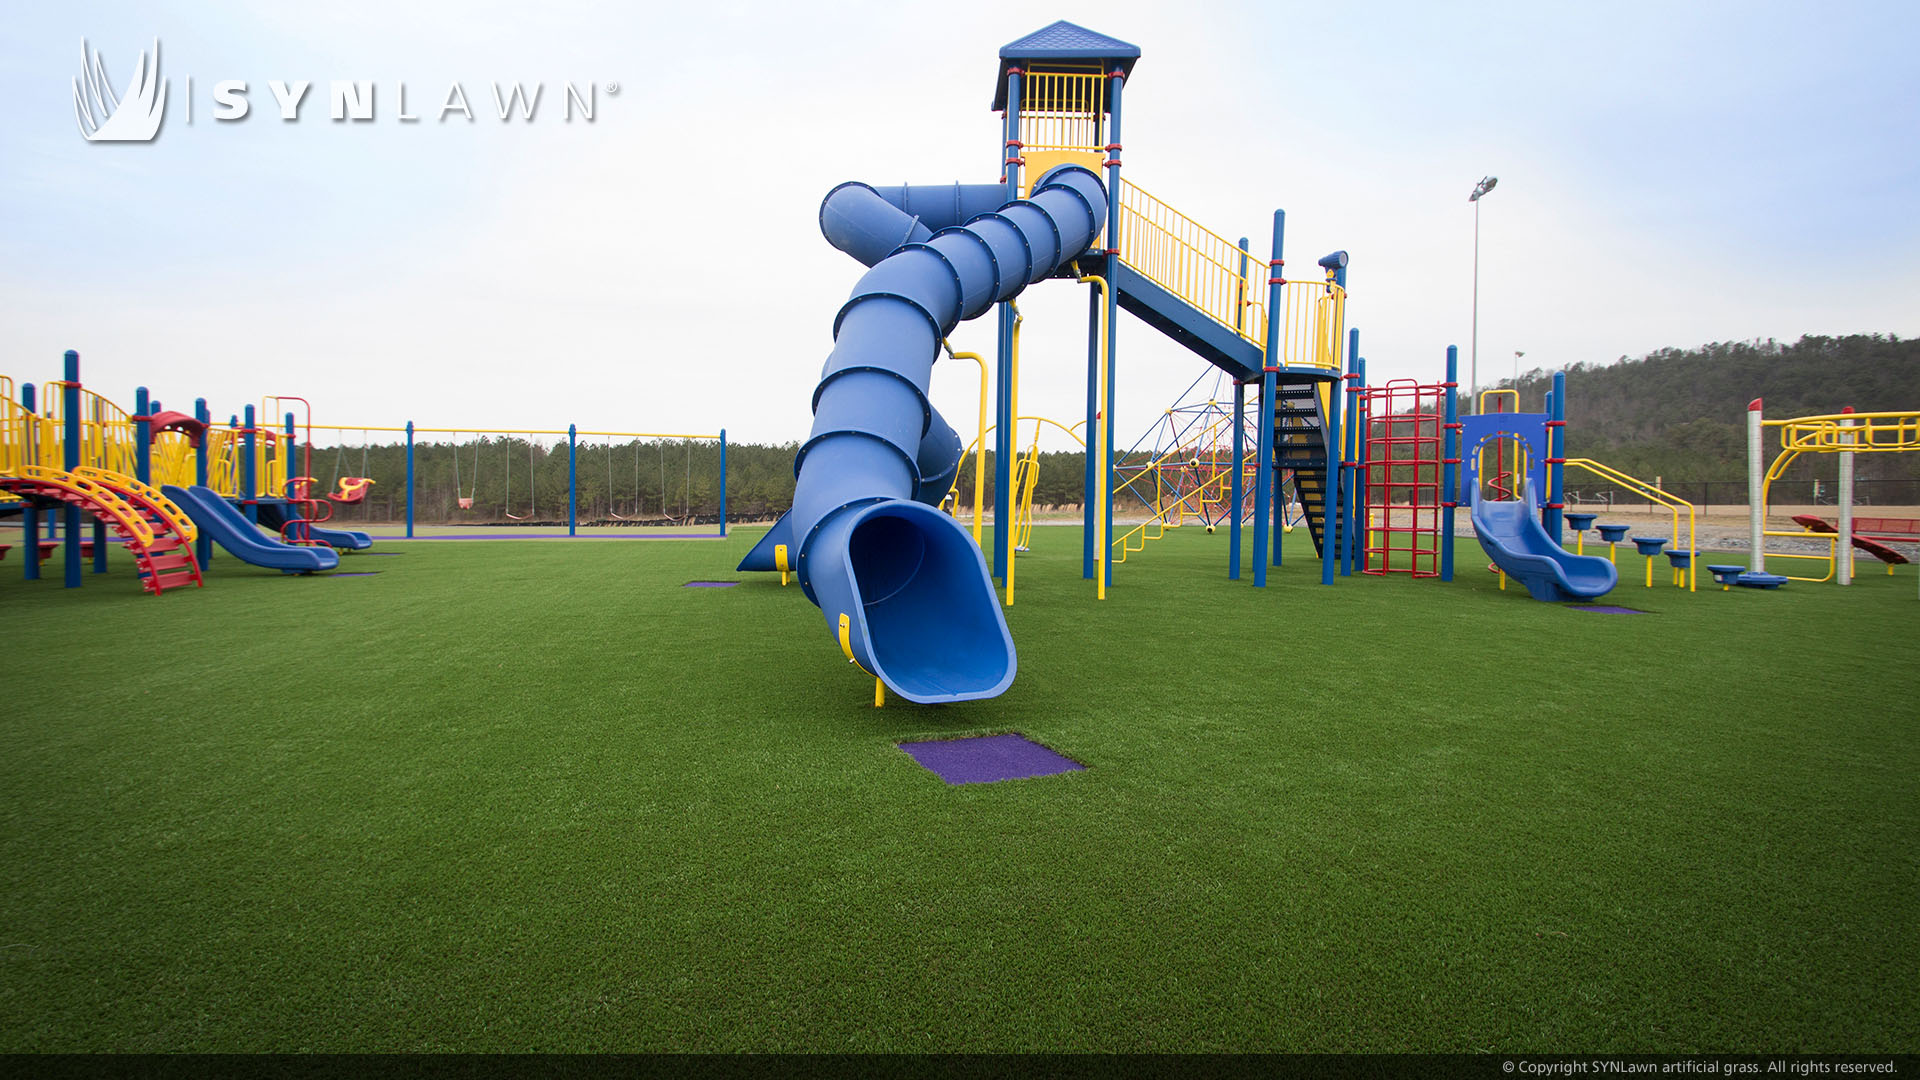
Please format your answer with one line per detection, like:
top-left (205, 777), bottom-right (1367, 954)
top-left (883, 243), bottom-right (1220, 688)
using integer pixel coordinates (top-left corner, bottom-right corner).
top-left (72, 37), bottom-right (612, 145)
top-left (73, 39), bottom-right (167, 142)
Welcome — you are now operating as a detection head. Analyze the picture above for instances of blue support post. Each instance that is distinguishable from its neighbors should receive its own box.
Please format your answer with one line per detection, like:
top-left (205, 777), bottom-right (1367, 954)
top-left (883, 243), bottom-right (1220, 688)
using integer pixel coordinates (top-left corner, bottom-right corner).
top-left (993, 67), bottom-right (1021, 583)
top-left (241, 404), bottom-right (258, 525)
top-left (1101, 66), bottom-right (1124, 590)
top-left (134, 387), bottom-right (152, 485)
top-left (1441, 346), bottom-right (1460, 581)
top-left (718, 429), bottom-right (728, 538)
top-left (1319, 263), bottom-right (1349, 587)
top-left (1342, 344), bottom-right (1365, 577)
top-left (21, 382), bottom-right (39, 581)
top-left (195, 399), bottom-right (212, 569)
top-left (568, 424), bottom-right (578, 536)
top-left (1547, 369), bottom-right (1567, 544)
top-left (404, 422), bottom-right (415, 539)
top-left (61, 351), bottom-right (82, 588)
top-left (1230, 239), bottom-right (1250, 579)
top-left (1255, 210), bottom-right (1284, 588)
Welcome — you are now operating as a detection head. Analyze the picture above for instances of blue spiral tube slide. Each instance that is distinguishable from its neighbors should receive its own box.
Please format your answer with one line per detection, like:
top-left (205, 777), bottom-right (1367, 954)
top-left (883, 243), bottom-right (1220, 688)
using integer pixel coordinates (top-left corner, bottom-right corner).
top-left (747, 166), bottom-right (1107, 703)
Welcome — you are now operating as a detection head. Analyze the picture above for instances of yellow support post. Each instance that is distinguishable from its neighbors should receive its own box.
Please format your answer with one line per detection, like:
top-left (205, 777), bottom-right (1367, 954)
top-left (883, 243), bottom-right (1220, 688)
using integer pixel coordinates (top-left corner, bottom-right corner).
top-left (838, 613), bottom-right (882, 709)
top-left (941, 342), bottom-right (990, 546)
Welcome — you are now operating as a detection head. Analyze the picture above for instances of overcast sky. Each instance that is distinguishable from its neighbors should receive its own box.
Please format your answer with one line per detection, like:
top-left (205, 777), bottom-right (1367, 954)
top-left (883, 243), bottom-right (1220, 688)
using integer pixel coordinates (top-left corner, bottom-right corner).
top-left (4, 0), bottom-right (1915, 452)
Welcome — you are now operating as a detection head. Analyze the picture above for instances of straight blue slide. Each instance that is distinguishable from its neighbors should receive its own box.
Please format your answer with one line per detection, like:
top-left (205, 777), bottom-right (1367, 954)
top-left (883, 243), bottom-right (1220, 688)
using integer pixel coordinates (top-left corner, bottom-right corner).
top-left (164, 485), bottom-right (340, 573)
top-left (1471, 482), bottom-right (1616, 602)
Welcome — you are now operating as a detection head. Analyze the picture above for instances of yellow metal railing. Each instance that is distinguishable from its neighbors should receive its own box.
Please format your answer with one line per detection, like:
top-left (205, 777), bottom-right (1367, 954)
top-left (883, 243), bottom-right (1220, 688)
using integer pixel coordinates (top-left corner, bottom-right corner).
top-left (1564, 458), bottom-right (1697, 590)
top-left (1112, 180), bottom-right (1347, 374)
top-left (1019, 72), bottom-right (1105, 154)
top-left (1269, 279), bottom-right (1346, 372)
top-left (1, 392), bottom-right (44, 482)
top-left (203, 426), bottom-right (287, 499)
top-left (1111, 461), bottom-right (1236, 564)
top-left (1116, 180), bottom-right (1269, 347)
top-left (151, 430), bottom-right (199, 488)
top-left (39, 385), bottom-right (140, 477)
top-left (1773, 410), bottom-right (1920, 453)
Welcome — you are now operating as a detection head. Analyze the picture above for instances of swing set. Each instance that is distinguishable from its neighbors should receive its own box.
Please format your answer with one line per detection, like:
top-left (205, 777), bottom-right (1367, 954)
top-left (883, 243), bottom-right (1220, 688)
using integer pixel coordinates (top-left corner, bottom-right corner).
top-left (299, 424), bottom-right (726, 532)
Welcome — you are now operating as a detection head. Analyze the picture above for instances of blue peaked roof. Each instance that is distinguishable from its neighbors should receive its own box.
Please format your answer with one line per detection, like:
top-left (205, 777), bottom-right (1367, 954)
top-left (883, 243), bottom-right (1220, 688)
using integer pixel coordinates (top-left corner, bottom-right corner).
top-left (992, 21), bottom-right (1141, 110)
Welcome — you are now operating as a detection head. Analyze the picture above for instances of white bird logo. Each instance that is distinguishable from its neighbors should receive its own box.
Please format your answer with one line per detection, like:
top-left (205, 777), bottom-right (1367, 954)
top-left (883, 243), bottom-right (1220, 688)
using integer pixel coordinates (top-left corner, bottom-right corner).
top-left (73, 39), bottom-right (168, 143)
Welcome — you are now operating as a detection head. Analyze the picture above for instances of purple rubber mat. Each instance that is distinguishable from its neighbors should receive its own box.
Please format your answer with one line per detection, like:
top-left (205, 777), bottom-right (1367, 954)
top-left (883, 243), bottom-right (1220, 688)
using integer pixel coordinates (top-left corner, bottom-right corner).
top-left (392, 533), bottom-right (724, 541)
top-left (898, 733), bottom-right (1084, 785)
top-left (1567, 605), bottom-right (1645, 614)
top-left (684, 581), bottom-right (738, 587)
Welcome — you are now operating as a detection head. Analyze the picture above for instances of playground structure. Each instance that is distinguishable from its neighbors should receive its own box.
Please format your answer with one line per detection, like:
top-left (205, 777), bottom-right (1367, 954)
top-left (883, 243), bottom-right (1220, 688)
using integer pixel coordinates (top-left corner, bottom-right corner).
top-left (740, 22), bottom-right (1364, 705)
top-left (0, 353), bottom-right (362, 589)
top-left (3, 353), bottom-right (733, 597)
top-left (1747, 400), bottom-right (1920, 588)
top-left (1351, 363), bottom-right (1620, 603)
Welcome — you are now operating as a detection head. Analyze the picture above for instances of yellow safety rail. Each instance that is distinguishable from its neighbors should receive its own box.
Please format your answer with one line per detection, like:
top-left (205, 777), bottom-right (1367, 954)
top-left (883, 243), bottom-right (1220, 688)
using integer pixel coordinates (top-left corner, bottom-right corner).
top-left (1563, 458), bottom-right (1697, 590)
top-left (940, 342), bottom-right (991, 545)
top-left (1268, 278), bottom-right (1346, 372)
top-left (1115, 180), bottom-right (1268, 347)
top-left (945, 416), bottom-right (1088, 517)
top-left (1773, 410), bottom-right (1920, 453)
top-left (205, 427), bottom-right (286, 499)
top-left (37, 384), bottom-right (140, 476)
top-left (1110, 180), bottom-right (1347, 376)
top-left (151, 429), bottom-right (199, 488)
top-left (1, 380), bottom-right (36, 479)
top-left (1020, 72), bottom-right (1105, 152)
top-left (1010, 420), bottom-right (1044, 553)
top-left (1111, 464), bottom-right (1236, 564)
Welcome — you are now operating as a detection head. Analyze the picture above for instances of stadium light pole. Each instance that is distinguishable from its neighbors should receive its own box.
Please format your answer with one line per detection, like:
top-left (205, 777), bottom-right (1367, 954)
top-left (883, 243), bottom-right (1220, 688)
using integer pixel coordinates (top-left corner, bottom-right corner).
top-left (1468, 175), bottom-right (1498, 414)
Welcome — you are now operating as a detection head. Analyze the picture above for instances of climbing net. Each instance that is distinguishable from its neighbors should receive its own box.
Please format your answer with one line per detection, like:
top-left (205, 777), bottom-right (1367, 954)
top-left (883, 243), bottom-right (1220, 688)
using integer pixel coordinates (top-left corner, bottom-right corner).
top-left (1114, 367), bottom-right (1290, 530)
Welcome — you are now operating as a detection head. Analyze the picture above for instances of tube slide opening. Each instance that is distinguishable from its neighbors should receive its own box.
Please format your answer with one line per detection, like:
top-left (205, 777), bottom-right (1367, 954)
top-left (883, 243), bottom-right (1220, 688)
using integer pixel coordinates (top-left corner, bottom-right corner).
top-left (844, 502), bottom-right (1013, 702)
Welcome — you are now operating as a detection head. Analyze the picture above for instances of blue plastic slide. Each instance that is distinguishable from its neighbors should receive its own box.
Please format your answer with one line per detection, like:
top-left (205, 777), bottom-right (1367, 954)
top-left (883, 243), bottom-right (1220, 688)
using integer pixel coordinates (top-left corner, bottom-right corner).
top-left (742, 166), bottom-right (1108, 703)
top-left (1471, 482), bottom-right (1617, 602)
top-left (164, 485), bottom-right (340, 573)
top-left (256, 503), bottom-right (373, 550)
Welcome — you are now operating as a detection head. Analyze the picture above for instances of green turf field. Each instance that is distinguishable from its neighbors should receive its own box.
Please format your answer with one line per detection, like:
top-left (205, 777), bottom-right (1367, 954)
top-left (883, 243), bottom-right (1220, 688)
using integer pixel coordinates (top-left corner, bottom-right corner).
top-left (1, 525), bottom-right (1914, 1052)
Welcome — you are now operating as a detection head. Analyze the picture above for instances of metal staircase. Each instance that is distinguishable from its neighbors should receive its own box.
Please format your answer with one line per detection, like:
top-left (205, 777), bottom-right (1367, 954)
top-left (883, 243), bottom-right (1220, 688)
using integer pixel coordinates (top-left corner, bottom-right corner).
top-left (1273, 382), bottom-right (1335, 556)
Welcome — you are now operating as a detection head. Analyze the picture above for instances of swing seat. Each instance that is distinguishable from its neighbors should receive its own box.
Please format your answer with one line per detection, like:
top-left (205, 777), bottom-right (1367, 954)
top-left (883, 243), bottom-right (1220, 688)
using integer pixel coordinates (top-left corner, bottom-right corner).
top-left (458, 497), bottom-right (474, 510)
top-left (331, 477), bottom-right (375, 503)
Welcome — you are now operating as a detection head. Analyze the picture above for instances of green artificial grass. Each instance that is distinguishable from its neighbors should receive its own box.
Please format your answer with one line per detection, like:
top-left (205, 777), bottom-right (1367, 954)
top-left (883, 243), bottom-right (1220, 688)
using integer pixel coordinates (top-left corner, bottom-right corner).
top-left (0, 525), bottom-right (1914, 1052)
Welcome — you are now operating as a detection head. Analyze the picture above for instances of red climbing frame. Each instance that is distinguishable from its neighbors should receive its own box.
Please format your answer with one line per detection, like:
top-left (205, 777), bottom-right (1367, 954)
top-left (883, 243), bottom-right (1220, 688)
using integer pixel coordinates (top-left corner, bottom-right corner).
top-left (1361, 379), bottom-right (1444, 577)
